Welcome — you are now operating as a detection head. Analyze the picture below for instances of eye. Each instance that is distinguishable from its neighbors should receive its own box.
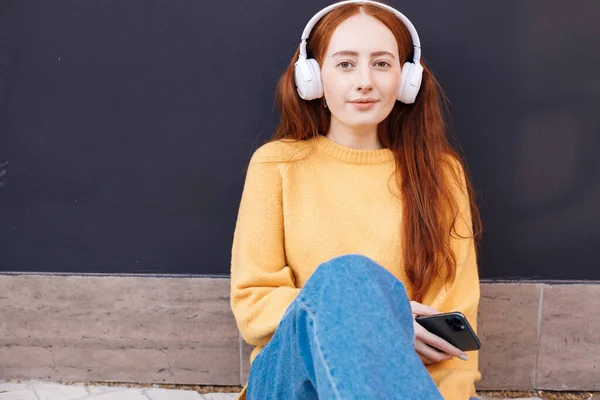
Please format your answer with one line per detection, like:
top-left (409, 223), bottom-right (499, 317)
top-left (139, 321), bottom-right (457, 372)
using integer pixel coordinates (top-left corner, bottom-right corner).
top-left (375, 61), bottom-right (391, 68)
top-left (337, 61), bottom-right (354, 69)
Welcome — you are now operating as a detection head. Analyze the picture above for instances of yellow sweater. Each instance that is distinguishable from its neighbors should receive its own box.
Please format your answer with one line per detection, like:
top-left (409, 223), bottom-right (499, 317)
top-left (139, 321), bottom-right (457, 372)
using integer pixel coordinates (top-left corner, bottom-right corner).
top-left (230, 134), bottom-right (481, 400)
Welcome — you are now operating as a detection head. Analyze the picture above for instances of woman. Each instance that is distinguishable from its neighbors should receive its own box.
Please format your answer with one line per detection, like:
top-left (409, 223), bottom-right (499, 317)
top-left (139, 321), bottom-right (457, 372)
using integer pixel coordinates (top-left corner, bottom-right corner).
top-left (230, 1), bottom-right (483, 399)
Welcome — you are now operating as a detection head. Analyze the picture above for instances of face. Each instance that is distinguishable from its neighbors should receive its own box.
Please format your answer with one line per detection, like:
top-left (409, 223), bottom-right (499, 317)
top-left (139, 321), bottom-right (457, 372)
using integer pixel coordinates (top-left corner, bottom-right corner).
top-left (321, 13), bottom-right (401, 131)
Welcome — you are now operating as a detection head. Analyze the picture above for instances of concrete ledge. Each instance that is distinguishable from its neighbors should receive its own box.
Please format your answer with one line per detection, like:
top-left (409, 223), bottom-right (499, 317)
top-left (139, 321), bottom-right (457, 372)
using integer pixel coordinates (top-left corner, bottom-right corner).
top-left (0, 275), bottom-right (239, 385)
top-left (0, 274), bottom-right (598, 390)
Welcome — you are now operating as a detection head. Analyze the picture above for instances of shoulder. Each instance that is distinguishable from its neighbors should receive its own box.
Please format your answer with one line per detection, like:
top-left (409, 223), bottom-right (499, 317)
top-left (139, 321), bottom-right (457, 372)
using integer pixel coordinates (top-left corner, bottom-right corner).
top-left (249, 138), bottom-right (314, 166)
top-left (441, 152), bottom-right (464, 173)
top-left (440, 152), bottom-right (468, 185)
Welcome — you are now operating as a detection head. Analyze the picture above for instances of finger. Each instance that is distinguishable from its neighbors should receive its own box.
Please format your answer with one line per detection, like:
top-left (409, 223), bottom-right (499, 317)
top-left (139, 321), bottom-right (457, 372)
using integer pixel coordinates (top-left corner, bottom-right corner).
top-left (410, 301), bottom-right (440, 316)
top-left (415, 341), bottom-right (439, 363)
top-left (418, 354), bottom-right (435, 365)
top-left (413, 346), bottom-right (433, 365)
top-left (417, 327), bottom-right (466, 359)
top-left (414, 341), bottom-right (453, 364)
top-left (413, 322), bottom-right (466, 359)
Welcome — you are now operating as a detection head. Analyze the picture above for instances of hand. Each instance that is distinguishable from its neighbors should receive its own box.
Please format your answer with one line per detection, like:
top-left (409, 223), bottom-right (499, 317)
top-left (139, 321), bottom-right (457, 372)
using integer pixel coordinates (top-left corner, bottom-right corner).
top-left (410, 301), bottom-right (468, 365)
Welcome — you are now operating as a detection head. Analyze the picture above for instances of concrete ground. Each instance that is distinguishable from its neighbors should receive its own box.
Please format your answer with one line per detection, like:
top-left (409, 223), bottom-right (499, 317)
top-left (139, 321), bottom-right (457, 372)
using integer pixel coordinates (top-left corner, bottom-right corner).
top-left (0, 381), bottom-right (237, 400)
top-left (2, 380), bottom-right (595, 400)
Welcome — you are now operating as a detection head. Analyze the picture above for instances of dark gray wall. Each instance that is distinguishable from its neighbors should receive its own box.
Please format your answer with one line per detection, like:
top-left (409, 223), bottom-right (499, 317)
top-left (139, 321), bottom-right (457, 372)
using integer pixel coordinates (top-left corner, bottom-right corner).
top-left (1, 1), bottom-right (598, 279)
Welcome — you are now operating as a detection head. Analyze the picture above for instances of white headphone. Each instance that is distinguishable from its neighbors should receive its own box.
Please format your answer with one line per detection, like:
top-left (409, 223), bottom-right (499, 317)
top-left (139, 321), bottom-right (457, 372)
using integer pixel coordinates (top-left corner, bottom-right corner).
top-left (294, 0), bottom-right (423, 104)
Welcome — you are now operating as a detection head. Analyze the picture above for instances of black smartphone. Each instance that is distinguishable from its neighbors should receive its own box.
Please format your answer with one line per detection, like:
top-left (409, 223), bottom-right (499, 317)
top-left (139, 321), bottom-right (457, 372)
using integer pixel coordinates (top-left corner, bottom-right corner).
top-left (415, 312), bottom-right (481, 352)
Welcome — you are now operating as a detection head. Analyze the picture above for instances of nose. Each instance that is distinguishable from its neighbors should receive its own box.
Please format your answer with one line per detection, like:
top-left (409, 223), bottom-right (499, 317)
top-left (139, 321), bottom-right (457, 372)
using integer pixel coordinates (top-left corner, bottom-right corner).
top-left (356, 64), bottom-right (374, 92)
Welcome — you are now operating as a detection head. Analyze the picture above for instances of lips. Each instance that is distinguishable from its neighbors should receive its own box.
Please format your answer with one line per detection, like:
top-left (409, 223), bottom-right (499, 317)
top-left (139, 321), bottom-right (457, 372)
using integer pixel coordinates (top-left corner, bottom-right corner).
top-left (350, 99), bottom-right (378, 104)
top-left (350, 100), bottom-right (378, 110)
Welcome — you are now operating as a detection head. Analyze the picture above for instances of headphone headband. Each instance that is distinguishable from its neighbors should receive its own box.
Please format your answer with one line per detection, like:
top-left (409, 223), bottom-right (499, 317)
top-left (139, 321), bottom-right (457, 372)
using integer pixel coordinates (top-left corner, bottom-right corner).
top-left (299, 0), bottom-right (421, 63)
top-left (294, 0), bottom-right (424, 103)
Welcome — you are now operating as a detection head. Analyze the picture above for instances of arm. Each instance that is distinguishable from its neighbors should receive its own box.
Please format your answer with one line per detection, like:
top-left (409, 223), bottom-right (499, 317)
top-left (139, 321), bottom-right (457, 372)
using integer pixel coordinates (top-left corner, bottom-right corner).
top-left (230, 147), bottom-right (300, 347)
top-left (423, 159), bottom-right (482, 400)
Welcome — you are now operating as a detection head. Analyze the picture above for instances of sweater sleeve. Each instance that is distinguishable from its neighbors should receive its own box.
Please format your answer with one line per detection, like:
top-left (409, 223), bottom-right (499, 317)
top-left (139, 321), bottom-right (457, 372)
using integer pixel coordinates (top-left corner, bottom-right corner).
top-left (423, 158), bottom-right (482, 400)
top-left (230, 146), bottom-right (300, 347)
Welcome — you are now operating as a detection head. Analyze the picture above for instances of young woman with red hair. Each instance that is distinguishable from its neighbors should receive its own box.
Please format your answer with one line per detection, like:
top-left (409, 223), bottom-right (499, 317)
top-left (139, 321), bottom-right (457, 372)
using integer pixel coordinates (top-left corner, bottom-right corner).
top-left (230, 1), bottom-right (483, 399)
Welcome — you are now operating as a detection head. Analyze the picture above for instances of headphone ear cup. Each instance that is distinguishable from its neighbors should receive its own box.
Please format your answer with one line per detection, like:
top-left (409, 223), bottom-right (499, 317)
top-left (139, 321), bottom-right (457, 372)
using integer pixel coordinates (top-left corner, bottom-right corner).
top-left (307, 58), bottom-right (323, 99)
top-left (294, 58), bottom-right (323, 100)
top-left (397, 62), bottom-right (423, 104)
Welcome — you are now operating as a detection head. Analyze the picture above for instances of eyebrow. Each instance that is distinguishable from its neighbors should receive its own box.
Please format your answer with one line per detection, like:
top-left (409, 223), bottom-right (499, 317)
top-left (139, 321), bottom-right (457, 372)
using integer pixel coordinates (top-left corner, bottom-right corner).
top-left (331, 50), bottom-right (396, 59)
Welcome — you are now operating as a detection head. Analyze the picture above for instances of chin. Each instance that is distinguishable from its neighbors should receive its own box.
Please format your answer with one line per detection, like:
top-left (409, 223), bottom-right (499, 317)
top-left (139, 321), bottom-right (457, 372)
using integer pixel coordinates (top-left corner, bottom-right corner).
top-left (345, 115), bottom-right (386, 127)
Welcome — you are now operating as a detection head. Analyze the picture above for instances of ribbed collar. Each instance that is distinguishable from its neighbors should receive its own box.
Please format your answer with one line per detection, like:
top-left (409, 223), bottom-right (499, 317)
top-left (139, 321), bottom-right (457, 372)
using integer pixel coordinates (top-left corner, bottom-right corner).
top-left (313, 134), bottom-right (395, 165)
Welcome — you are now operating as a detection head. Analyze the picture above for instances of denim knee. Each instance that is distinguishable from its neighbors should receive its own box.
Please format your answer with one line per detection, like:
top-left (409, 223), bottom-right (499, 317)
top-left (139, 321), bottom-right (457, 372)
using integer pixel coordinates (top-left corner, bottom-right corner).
top-left (319, 254), bottom-right (401, 284)
top-left (304, 254), bottom-right (407, 299)
top-left (298, 253), bottom-right (415, 340)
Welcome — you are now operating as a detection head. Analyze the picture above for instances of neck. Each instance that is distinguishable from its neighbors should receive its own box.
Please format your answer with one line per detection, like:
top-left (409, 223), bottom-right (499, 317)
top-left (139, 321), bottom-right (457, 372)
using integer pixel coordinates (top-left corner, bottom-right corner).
top-left (326, 118), bottom-right (384, 150)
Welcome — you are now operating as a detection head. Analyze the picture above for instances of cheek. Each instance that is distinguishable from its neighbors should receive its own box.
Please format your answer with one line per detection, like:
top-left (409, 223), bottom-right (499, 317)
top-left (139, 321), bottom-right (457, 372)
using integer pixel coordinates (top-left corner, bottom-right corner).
top-left (322, 71), bottom-right (346, 100)
top-left (378, 75), bottom-right (400, 103)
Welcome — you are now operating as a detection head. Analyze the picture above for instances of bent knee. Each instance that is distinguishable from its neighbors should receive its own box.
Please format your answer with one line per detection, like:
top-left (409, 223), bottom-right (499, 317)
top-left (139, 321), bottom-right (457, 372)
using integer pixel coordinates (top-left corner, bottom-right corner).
top-left (324, 254), bottom-right (380, 271)
top-left (314, 254), bottom-right (403, 287)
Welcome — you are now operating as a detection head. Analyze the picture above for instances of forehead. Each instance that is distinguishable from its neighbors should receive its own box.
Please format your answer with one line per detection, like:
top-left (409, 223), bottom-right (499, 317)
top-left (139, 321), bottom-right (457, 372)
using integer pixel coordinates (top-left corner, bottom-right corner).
top-left (325, 13), bottom-right (398, 57)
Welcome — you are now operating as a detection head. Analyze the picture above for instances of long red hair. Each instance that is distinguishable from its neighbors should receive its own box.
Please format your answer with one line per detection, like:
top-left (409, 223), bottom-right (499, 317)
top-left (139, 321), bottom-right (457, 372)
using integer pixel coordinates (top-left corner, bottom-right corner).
top-left (271, 1), bottom-right (482, 302)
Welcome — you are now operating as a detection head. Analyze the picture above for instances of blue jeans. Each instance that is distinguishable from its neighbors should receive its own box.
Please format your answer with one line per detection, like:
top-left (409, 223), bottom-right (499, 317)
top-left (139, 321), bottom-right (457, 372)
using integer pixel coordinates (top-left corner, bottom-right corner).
top-left (247, 254), bottom-right (476, 400)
